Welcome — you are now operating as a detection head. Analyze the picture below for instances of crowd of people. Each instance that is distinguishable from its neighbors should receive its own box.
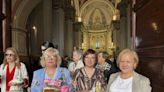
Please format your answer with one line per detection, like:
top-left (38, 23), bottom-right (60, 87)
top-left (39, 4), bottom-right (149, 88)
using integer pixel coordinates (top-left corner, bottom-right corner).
top-left (0, 41), bottom-right (152, 92)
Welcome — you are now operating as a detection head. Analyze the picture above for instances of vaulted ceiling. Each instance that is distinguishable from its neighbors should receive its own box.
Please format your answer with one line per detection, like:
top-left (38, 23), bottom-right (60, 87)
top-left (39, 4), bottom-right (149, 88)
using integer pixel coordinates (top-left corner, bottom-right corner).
top-left (71, 0), bottom-right (121, 27)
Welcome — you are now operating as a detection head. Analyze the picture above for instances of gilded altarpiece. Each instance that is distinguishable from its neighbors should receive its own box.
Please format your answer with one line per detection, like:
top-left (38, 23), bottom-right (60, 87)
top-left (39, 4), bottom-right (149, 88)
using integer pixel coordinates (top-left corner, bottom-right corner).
top-left (82, 30), bottom-right (113, 54)
top-left (81, 8), bottom-right (114, 54)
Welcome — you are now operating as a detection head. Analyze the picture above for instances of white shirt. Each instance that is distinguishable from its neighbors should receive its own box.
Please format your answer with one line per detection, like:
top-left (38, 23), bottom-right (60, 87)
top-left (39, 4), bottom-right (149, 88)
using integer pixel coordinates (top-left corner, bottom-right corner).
top-left (68, 59), bottom-right (84, 72)
top-left (109, 75), bottom-right (133, 92)
top-left (0, 63), bottom-right (28, 92)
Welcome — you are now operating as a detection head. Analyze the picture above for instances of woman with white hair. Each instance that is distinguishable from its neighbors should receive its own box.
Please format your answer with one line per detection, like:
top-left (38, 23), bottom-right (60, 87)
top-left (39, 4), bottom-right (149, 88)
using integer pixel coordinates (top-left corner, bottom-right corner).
top-left (68, 49), bottom-right (84, 77)
top-left (106, 49), bottom-right (152, 92)
top-left (31, 48), bottom-right (72, 92)
top-left (0, 47), bottom-right (29, 92)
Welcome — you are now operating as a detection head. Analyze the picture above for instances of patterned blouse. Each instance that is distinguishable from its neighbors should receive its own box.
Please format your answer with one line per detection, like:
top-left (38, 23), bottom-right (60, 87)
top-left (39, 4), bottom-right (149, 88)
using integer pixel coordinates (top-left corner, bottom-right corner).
top-left (73, 67), bottom-right (107, 92)
top-left (96, 62), bottom-right (111, 71)
top-left (96, 61), bottom-right (118, 83)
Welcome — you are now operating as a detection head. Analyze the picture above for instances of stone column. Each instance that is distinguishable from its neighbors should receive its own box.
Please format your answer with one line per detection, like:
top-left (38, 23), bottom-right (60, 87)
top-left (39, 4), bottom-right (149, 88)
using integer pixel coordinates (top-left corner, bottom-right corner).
top-left (0, 0), bottom-right (3, 51)
top-left (0, 0), bottom-right (4, 62)
top-left (3, 0), bottom-right (11, 49)
top-left (52, 8), bottom-right (65, 56)
top-left (64, 19), bottom-right (73, 57)
top-left (43, 0), bottom-right (52, 41)
top-left (12, 28), bottom-right (27, 56)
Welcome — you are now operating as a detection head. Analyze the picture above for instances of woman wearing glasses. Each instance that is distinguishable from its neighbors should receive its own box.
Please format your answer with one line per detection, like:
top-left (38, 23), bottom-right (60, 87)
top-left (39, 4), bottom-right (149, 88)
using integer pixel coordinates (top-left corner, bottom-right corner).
top-left (31, 48), bottom-right (72, 92)
top-left (0, 47), bottom-right (29, 92)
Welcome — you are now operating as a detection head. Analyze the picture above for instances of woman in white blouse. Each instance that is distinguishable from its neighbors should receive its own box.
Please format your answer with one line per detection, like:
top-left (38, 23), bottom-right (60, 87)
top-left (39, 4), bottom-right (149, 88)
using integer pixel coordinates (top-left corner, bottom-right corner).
top-left (106, 49), bottom-right (152, 92)
top-left (0, 47), bottom-right (29, 92)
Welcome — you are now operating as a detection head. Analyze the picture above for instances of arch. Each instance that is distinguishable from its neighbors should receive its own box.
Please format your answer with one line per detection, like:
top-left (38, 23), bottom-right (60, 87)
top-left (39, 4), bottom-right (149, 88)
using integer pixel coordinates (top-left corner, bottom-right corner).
top-left (12, 0), bottom-right (42, 29)
top-left (11, 0), bottom-right (42, 55)
top-left (79, 0), bottom-right (115, 17)
top-left (79, 0), bottom-right (115, 25)
top-left (83, 8), bottom-right (112, 25)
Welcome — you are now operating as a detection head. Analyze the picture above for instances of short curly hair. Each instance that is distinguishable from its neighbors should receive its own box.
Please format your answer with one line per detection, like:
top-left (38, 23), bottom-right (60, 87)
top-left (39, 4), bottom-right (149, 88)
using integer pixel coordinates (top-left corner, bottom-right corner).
top-left (40, 48), bottom-right (61, 67)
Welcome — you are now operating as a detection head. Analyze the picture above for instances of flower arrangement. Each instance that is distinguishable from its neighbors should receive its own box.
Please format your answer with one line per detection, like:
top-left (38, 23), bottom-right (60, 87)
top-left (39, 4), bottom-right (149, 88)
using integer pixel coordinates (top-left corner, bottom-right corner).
top-left (43, 78), bottom-right (69, 92)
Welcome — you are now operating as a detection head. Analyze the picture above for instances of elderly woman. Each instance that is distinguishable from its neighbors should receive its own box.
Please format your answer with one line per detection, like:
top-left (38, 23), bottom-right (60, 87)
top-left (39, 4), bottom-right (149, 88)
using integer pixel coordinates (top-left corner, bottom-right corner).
top-left (106, 49), bottom-right (152, 92)
top-left (68, 49), bottom-right (84, 77)
top-left (0, 47), bottom-right (29, 92)
top-left (31, 48), bottom-right (72, 92)
top-left (96, 51), bottom-right (117, 83)
top-left (73, 49), bottom-right (106, 92)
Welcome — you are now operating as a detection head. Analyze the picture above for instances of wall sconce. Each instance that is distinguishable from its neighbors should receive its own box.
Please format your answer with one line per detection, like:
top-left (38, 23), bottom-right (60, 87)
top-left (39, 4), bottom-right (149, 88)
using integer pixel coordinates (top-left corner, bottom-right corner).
top-left (151, 22), bottom-right (160, 33)
top-left (112, 9), bottom-right (120, 30)
top-left (112, 9), bottom-right (120, 21)
top-left (74, 17), bottom-right (83, 32)
top-left (78, 17), bottom-right (82, 22)
top-left (32, 26), bottom-right (37, 37)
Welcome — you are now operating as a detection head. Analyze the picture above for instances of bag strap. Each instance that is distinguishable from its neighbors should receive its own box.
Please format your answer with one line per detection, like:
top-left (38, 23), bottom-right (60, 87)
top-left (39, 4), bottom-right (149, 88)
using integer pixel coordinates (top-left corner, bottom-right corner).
top-left (61, 68), bottom-right (66, 84)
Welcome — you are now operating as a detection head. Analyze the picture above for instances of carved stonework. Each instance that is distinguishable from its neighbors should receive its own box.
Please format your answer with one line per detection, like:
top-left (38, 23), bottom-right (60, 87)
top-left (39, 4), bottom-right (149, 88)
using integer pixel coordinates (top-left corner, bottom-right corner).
top-left (78, 0), bottom-right (121, 55)
top-left (82, 30), bottom-right (114, 54)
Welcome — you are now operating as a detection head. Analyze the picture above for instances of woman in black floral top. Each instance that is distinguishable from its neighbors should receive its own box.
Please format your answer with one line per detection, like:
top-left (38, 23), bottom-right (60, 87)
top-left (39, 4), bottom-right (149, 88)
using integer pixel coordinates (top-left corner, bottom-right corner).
top-left (73, 49), bottom-right (106, 92)
top-left (96, 51), bottom-right (118, 83)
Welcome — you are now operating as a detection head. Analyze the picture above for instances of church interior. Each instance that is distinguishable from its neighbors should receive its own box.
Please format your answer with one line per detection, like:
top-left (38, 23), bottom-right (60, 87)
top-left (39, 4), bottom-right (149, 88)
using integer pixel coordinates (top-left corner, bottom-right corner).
top-left (0, 0), bottom-right (164, 92)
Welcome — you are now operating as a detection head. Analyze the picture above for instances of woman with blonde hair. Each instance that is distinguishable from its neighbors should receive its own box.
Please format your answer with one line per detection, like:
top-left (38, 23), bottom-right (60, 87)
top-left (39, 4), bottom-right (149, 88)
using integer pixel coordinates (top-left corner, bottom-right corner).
top-left (106, 49), bottom-right (152, 92)
top-left (31, 48), bottom-right (72, 92)
top-left (0, 47), bottom-right (29, 92)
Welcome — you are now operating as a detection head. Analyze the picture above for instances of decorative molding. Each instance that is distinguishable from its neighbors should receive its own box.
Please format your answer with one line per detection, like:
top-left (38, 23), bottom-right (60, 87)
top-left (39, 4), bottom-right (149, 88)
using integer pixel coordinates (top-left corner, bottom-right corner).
top-left (87, 30), bottom-right (108, 33)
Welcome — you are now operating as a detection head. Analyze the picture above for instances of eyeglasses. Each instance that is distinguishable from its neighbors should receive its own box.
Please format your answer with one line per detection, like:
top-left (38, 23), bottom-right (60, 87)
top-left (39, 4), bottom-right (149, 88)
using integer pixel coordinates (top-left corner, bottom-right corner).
top-left (5, 53), bottom-right (15, 57)
top-left (44, 55), bottom-right (57, 59)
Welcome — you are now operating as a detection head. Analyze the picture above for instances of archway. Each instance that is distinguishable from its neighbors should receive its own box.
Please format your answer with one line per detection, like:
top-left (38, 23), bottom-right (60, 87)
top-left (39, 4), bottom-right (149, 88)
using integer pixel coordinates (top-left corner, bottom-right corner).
top-left (79, 0), bottom-right (118, 55)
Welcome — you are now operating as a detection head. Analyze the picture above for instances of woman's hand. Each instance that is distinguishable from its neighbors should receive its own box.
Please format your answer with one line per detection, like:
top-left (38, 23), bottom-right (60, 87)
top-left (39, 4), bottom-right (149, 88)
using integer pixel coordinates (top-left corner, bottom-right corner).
top-left (9, 81), bottom-right (23, 86)
top-left (23, 78), bottom-right (29, 88)
top-left (9, 78), bottom-right (27, 87)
